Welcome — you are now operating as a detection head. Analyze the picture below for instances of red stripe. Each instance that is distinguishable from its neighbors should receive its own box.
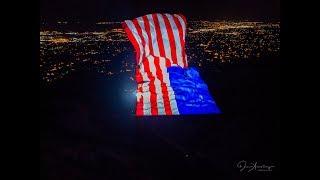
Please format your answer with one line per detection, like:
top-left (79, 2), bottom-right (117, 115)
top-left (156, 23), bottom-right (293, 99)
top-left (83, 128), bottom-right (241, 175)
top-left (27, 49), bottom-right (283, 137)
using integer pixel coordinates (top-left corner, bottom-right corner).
top-left (136, 85), bottom-right (144, 116)
top-left (136, 67), bottom-right (144, 116)
top-left (123, 21), bottom-right (145, 115)
top-left (173, 16), bottom-right (187, 68)
top-left (154, 57), bottom-right (172, 115)
top-left (135, 66), bottom-right (143, 84)
top-left (178, 14), bottom-right (187, 28)
top-left (152, 14), bottom-right (171, 67)
top-left (144, 15), bottom-right (169, 115)
top-left (132, 19), bottom-right (158, 115)
top-left (142, 16), bottom-right (154, 56)
top-left (144, 15), bottom-right (173, 115)
top-left (142, 58), bottom-right (158, 115)
top-left (151, 14), bottom-right (173, 115)
top-left (132, 19), bottom-right (145, 58)
top-left (162, 14), bottom-right (178, 65)
top-left (122, 22), bottom-right (141, 64)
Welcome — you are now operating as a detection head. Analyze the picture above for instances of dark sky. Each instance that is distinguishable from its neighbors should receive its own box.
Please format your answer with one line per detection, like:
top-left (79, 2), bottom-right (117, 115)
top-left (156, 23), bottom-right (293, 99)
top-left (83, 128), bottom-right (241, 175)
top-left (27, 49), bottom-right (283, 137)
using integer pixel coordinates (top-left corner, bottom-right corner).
top-left (40, 0), bottom-right (280, 21)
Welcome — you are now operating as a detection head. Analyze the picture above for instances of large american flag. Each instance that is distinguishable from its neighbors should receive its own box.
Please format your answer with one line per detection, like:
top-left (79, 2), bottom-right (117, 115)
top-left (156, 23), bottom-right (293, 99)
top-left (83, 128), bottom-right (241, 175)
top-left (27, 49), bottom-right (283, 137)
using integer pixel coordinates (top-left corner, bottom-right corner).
top-left (122, 13), bottom-right (220, 116)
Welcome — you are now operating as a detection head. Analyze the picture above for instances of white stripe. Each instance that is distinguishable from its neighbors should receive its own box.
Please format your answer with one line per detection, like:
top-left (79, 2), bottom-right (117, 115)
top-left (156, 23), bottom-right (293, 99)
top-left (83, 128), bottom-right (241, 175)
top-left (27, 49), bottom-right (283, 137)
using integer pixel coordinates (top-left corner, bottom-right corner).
top-left (141, 83), bottom-right (151, 115)
top-left (147, 56), bottom-right (166, 115)
top-left (165, 14), bottom-right (184, 67)
top-left (139, 63), bottom-right (151, 115)
top-left (174, 15), bottom-right (186, 42)
top-left (157, 14), bottom-right (173, 64)
top-left (146, 15), bottom-right (160, 57)
top-left (136, 84), bottom-right (142, 103)
top-left (139, 16), bottom-right (165, 115)
top-left (136, 17), bottom-right (150, 57)
top-left (139, 64), bottom-right (150, 82)
top-left (159, 57), bottom-right (180, 115)
top-left (125, 20), bottom-right (144, 65)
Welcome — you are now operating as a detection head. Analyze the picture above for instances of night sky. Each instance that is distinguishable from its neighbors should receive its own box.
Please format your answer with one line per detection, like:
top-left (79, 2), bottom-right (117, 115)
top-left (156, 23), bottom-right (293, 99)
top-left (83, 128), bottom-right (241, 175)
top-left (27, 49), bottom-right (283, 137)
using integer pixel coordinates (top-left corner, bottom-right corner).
top-left (40, 0), bottom-right (280, 21)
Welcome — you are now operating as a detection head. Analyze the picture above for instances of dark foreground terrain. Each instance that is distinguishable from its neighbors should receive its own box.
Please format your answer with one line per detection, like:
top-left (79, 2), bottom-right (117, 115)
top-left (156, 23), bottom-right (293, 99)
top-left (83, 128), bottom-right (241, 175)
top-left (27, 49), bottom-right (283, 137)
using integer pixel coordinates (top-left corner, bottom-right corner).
top-left (40, 58), bottom-right (280, 180)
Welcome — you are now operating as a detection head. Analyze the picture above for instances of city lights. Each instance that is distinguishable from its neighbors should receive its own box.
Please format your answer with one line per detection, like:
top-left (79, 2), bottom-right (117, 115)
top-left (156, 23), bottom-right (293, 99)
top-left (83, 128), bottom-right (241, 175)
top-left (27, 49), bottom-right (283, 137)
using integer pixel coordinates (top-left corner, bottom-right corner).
top-left (40, 21), bottom-right (280, 85)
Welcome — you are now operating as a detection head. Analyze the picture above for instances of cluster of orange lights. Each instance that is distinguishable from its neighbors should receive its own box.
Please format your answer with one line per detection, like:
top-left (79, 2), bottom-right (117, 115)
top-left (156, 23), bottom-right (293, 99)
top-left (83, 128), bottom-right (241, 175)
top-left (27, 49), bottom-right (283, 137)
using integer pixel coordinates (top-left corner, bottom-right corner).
top-left (49, 38), bottom-right (69, 44)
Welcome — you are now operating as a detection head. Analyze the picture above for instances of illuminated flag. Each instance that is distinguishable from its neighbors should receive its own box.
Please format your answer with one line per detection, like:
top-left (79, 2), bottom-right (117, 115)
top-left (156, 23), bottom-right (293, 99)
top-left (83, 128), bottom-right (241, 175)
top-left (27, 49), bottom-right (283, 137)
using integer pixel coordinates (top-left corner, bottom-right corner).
top-left (122, 13), bottom-right (220, 116)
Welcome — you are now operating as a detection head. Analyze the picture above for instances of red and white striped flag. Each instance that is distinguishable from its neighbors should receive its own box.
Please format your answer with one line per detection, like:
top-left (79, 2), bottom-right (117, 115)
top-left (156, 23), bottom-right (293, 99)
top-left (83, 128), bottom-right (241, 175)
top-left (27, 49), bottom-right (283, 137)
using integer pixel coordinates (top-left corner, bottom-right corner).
top-left (123, 13), bottom-right (188, 116)
top-left (122, 13), bottom-right (220, 116)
